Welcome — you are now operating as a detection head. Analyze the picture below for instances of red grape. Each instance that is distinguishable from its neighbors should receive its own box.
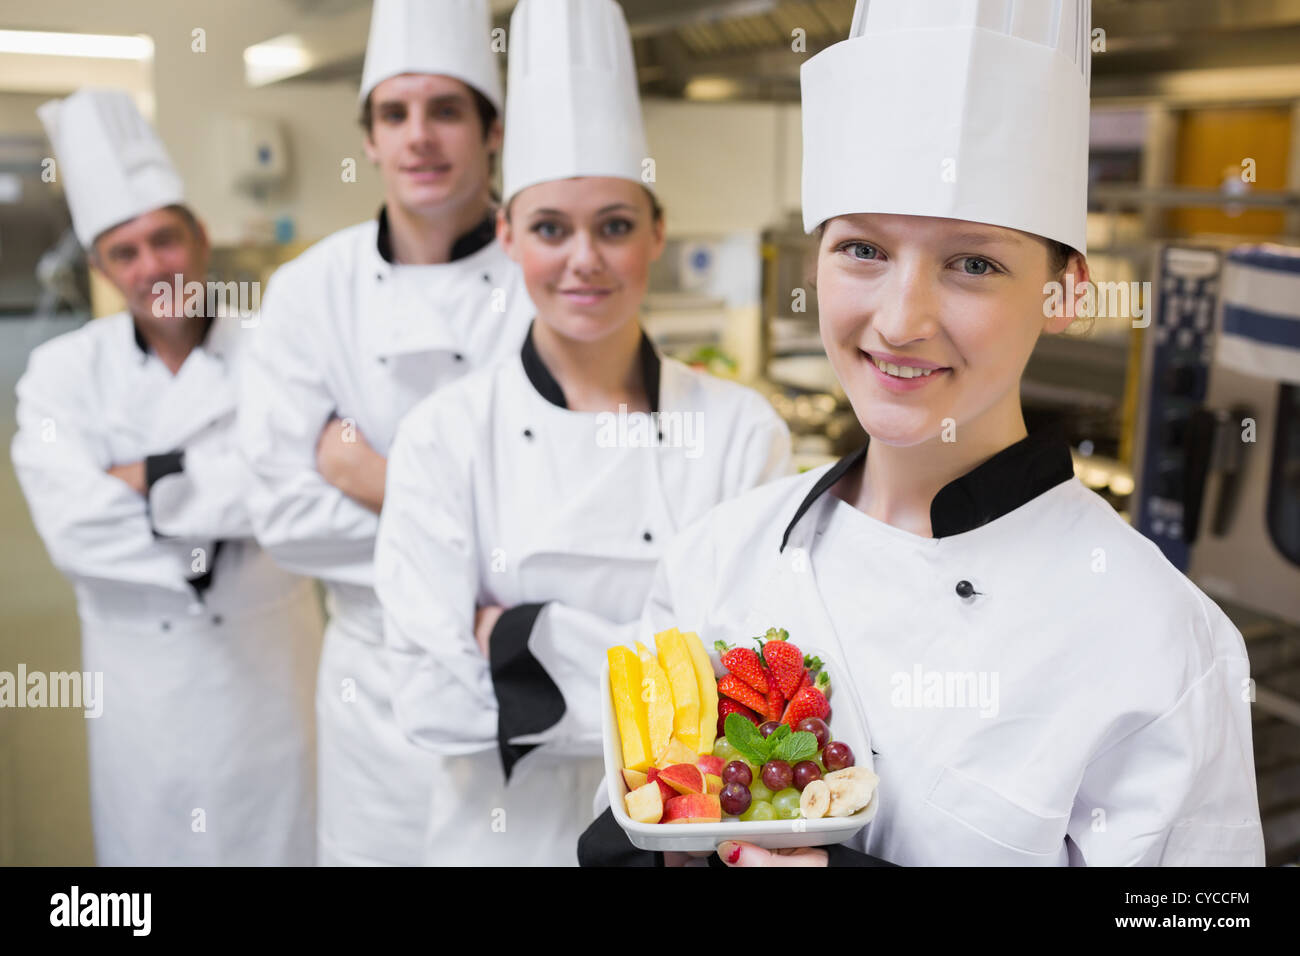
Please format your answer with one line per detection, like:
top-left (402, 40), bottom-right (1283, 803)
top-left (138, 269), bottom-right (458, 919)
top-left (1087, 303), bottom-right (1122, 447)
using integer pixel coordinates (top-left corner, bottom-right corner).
top-left (758, 721), bottom-right (781, 739)
top-left (761, 759), bottom-right (793, 792)
top-left (792, 760), bottom-right (822, 791)
top-left (722, 760), bottom-right (752, 787)
top-left (822, 741), bottom-right (855, 771)
top-left (795, 717), bottom-right (831, 749)
top-left (720, 782), bottom-right (752, 816)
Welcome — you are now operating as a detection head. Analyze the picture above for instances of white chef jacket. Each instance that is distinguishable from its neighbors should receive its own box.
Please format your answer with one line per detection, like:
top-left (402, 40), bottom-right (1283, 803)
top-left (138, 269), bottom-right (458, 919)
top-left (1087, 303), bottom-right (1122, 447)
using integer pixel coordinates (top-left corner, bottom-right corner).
top-left (375, 323), bottom-right (793, 865)
top-left (621, 432), bottom-right (1265, 866)
top-left (238, 208), bottom-right (535, 865)
top-left (11, 312), bottom-right (323, 866)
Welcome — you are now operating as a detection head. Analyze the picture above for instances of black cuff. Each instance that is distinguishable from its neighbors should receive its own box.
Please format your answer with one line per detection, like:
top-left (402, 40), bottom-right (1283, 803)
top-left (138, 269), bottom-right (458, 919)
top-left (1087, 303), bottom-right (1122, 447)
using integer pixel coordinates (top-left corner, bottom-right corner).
top-left (577, 807), bottom-right (663, 867)
top-left (144, 450), bottom-right (185, 490)
top-left (144, 450), bottom-right (185, 540)
top-left (488, 602), bottom-right (566, 781)
top-left (825, 843), bottom-right (898, 867)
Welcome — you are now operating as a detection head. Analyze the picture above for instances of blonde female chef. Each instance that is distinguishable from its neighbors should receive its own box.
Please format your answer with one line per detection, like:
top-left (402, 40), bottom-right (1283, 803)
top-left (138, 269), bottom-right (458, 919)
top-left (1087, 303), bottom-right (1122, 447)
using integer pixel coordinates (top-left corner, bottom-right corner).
top-left (374, 0), bottom-right (792, 866)
top-left (584, 0), bottom-right (1265, 867)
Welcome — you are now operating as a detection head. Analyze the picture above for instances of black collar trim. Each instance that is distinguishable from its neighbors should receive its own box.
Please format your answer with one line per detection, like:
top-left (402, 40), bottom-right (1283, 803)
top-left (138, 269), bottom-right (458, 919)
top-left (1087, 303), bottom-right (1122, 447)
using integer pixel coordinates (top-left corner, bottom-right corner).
top-left (520, 320), bottom-right (662, 415)
top-left (779, 428), bottom-right (1076, 551)
top-left (132, 316), bottom-right (215, 357)
top-left (375, 206), bottom-right (496, 264)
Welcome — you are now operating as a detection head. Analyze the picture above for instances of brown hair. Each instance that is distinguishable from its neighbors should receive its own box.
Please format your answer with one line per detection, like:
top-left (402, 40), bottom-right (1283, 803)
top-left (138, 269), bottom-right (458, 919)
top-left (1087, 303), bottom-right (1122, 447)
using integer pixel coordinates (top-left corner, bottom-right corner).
top-left (90, 203), bottom-right (204, 262)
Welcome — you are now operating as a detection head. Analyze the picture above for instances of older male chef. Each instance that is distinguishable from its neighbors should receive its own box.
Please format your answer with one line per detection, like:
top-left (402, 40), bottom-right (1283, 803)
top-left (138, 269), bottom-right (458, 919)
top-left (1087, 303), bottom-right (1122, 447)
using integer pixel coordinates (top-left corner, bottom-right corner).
top-left (239, 0), bottom-right (534, 866)
top-left (12, 88), bottom-right (323, 866)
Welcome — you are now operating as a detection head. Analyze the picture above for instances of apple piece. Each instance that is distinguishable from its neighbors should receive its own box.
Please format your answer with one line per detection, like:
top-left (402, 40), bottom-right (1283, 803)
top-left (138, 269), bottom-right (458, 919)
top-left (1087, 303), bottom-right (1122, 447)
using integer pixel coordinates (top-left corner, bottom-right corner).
top-left (654, 736), bottom-right (699, 769)
top-left (645, 767), bottom-right (676, 802)
top-left (658, 763), bottom-right (707, 795)
top-left (621, 768), bottom-right (648, 792)
top-left (662, 793), bottom-right (723, 824)
top-left (624, 781), bottom-right (664, 824)
top-left (696, 755), bottom-right (725, 777)
top-left (705, 773), bottom-right (723, 795)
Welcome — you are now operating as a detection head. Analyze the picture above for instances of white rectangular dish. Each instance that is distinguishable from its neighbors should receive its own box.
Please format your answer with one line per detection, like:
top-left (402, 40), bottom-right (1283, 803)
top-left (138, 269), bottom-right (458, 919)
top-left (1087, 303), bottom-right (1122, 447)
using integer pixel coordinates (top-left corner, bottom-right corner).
top-left (601, 643), bottom-right (878, 852)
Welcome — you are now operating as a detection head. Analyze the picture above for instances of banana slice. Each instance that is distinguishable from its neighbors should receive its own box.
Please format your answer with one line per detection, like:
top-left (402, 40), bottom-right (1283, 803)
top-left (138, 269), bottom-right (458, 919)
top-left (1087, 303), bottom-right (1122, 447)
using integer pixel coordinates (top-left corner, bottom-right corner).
top-left (824, 766), bottom-right (879, 817)
top-left (799, 779), bottom-right (830, 819)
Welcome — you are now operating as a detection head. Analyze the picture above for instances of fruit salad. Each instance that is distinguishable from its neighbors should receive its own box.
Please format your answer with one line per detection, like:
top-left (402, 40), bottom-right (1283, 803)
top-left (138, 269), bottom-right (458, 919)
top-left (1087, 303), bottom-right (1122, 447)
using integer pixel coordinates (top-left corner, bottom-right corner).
top-left (609, 626), bottom-right (877, 826)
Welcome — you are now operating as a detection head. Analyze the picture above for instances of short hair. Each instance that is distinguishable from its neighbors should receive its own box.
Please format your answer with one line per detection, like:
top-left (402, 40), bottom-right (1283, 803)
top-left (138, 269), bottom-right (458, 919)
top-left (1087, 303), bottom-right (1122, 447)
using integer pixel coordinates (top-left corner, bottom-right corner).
top-left (90, 203), bottom-right (204, 261)
top-left (162, 204), bottom-right (204, 241)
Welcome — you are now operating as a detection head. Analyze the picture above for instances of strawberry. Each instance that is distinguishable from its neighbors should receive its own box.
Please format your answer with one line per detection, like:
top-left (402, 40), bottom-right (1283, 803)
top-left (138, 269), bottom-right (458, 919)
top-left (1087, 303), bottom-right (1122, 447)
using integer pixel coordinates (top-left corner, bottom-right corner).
top-left (718, 674), bottom-right (770, 716)
top-left (717, 699), bottom-right (760, 737)
top-left (762, 635), bottom-right (805, 699)
top-left (794, 655), bottom-right (826, 694)
top-left (780, 685), bottom-right (830, 727)
top-left (715, 640), bottom-right (770, 696)
top-left (760, 665), bottom-right (784, 720)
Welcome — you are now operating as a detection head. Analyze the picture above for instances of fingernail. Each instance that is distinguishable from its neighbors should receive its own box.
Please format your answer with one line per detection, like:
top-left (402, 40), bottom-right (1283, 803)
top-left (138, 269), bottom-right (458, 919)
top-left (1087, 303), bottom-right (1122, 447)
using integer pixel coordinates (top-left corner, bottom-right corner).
top-left (719, 841), bottom-right (741, 864)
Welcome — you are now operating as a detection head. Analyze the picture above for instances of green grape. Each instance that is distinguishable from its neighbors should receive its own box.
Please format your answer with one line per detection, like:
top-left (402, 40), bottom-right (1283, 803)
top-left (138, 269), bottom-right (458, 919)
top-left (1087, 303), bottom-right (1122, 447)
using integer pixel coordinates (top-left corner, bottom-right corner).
top-left (712, 737), bottom-right (740, 763)
top-left (772, 788), bottom-right (801, 820)
top-left (739, 800), bottom-right (776, 822)
top-left (748, 779), bottom-right (773, 803)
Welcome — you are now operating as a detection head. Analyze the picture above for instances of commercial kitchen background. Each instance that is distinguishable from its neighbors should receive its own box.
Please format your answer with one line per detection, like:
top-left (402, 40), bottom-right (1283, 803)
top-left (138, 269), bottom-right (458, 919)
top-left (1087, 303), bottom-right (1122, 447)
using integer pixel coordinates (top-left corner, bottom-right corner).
top-left (1, 0), bottom-right (1297, 865)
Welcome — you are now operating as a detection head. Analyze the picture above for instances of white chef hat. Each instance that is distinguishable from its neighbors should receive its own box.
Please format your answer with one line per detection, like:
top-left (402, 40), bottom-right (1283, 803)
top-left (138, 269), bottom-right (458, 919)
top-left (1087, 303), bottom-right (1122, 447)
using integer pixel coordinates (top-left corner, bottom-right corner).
top-left (501, 0), bottom-right (651, 205)
top-left (360, 0), bottom-right (503, 112)
top-left (37, 88), bottom-right (186, 250)
top-left (801, 0), bottom-right (1092, 253)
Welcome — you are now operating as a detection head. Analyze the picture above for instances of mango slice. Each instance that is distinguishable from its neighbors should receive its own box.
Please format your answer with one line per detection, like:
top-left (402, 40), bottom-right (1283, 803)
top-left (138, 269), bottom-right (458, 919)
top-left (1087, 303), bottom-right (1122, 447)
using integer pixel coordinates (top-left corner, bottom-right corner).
top-left (635, 640), bottom-right (674, 761)
top-left (608, 645), bottom-right (652, 771)
top-left (681, 630), bottom-right (719, 754)
top-left (655, 628), bottom-right (700, 751)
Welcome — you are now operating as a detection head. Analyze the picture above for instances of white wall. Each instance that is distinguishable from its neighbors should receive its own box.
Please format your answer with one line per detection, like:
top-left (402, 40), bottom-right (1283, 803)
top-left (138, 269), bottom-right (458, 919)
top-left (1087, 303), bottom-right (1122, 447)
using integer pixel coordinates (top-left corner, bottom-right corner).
top-left (0, 0), bottom-right (383, 245)
top-left (643, 97), bottom-right (802, 238)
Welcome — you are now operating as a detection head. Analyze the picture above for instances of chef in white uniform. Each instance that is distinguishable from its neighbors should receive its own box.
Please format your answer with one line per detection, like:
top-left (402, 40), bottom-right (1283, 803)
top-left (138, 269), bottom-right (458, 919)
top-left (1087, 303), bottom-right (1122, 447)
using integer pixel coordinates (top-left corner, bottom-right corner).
top-left (239, 0), bottom-right (534, 866)
top-left (582, 0), bottom-right (1265, 867)
top-left (374, 0), bottom-right (792, 866)
top-left (13, 88), bottom-right (323, 866)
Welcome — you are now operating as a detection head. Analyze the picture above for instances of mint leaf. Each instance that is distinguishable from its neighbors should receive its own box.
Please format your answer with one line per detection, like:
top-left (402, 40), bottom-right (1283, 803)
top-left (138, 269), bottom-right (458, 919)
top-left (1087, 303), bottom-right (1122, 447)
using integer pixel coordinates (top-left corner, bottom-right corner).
top-left (768, 723), bottom-right (792, 746)
top-left (771, 731), bottom-right (818, 764)
top-left (724, 713), bottom-right (770, 765)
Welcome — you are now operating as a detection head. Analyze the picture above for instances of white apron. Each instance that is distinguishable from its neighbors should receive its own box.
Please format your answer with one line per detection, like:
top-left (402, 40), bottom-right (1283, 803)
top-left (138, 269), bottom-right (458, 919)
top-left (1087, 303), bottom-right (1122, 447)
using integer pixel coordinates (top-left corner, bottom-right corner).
top-left (12, 313), bottom-right (322, 865)
top-left (239, 212), bottom-right (535, 864)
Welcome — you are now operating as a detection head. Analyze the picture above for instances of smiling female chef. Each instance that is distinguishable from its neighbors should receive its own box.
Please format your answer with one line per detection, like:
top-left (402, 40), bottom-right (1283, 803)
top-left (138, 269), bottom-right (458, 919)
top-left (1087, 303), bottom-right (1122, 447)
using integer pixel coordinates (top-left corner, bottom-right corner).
top-left (373, 0), bottom-right (792, 866)
top-left (582, 0), bottom-right (1265, 867)
top-left (238, 0), bottom-right (534, 866)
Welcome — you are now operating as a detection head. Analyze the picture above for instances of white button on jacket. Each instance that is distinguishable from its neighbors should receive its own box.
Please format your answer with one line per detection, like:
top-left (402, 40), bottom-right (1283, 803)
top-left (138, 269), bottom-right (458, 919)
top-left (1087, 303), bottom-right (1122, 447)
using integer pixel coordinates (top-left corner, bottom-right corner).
top-left (632, 439), bottom-right (1266, 867)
